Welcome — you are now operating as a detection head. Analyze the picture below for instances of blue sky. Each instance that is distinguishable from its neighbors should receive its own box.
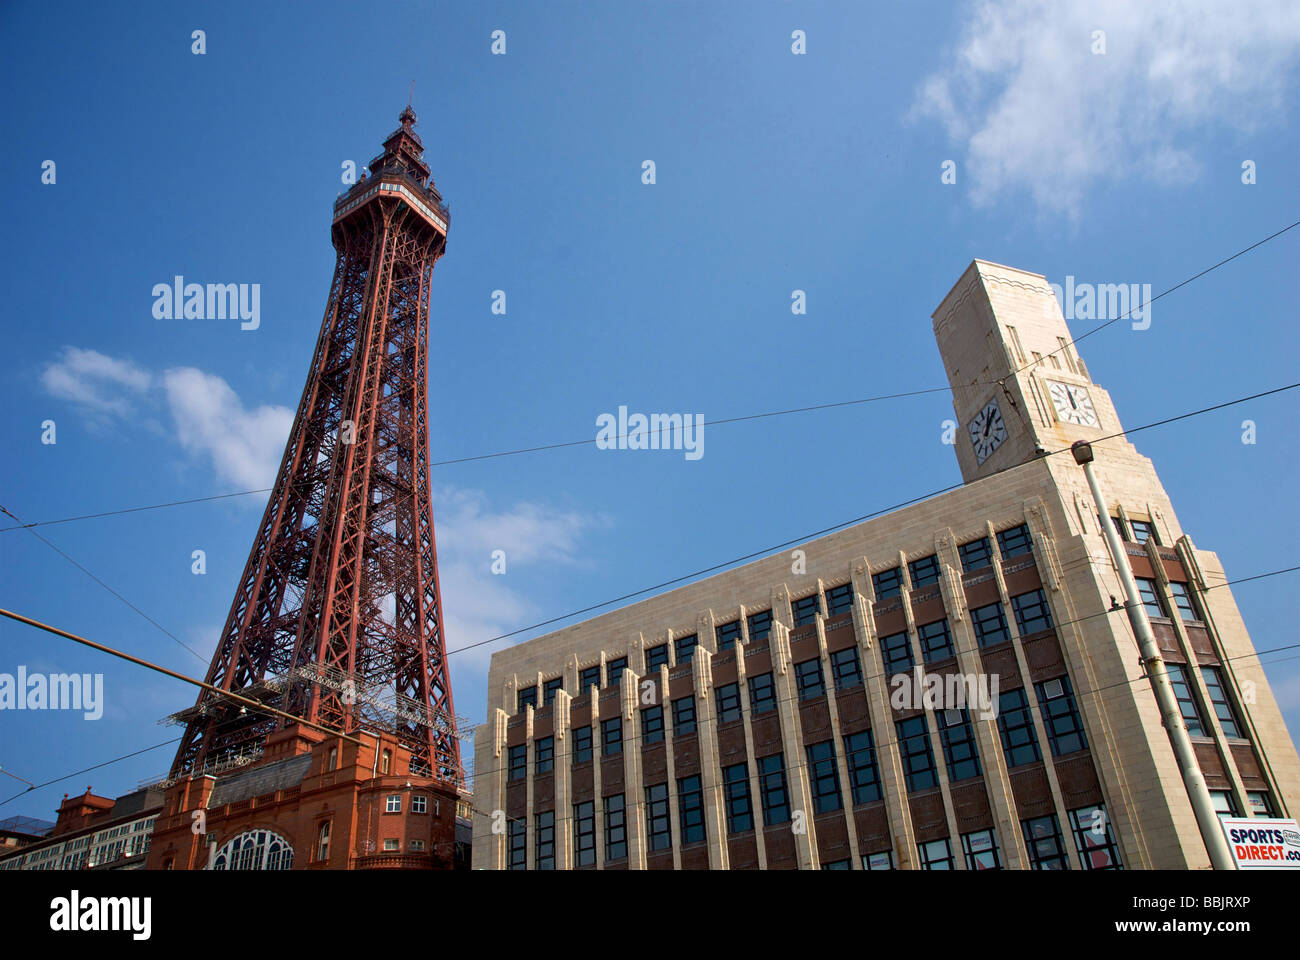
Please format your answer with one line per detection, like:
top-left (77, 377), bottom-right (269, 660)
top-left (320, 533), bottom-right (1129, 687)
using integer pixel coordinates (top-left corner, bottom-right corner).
top-left (1, 0), bottom-right (1298, 819)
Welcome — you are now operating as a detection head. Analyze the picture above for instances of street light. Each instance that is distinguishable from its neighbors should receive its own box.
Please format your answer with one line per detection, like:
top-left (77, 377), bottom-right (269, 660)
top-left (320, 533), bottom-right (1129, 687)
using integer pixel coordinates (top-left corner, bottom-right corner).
top-left (1070, 440), bottom-right (1234, 869)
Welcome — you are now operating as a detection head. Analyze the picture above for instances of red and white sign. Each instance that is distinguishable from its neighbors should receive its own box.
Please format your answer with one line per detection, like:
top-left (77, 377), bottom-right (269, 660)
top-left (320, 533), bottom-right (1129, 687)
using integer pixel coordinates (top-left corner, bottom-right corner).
top-left (1220, 817), bottom-right (1300, 870)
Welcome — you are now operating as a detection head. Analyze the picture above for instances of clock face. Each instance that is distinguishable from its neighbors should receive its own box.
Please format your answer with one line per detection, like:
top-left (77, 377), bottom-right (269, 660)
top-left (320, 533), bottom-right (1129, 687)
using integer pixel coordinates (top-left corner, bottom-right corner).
top-left (1047, 380), bottom-right (1099, 427)
top-left (968, 398), bottom-right (1008, 465)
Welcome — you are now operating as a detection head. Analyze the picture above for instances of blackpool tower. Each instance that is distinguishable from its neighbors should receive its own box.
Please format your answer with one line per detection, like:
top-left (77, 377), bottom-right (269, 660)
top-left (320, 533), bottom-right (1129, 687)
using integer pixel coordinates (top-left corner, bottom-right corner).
top-left (168, 107), bottom-right (461, 784)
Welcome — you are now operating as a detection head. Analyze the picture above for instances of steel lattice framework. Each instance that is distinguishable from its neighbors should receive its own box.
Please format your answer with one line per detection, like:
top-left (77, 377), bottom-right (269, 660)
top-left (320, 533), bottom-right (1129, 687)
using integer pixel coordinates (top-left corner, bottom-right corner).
top-left (170, 107), bottom-right (461, 783)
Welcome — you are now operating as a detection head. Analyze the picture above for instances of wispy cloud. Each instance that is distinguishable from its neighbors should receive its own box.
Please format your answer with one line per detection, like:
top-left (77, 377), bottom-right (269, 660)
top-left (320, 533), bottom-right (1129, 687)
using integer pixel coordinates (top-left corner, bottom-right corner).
top-left (161, 367), bottom-right (293, 489)
top-left (913, 0), bottom-right (1300, 217)
top-left (41, 347), bottom-right (151, 417)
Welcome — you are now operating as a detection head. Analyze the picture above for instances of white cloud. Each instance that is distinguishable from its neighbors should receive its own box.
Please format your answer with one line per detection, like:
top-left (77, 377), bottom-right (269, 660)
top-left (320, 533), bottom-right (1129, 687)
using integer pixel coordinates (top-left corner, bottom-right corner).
top-left (41, 347), bottom-right (151, 416)
top-left (913, 0), bottom-right (1300, 216)
top-left (161, 367), bottom-right (293, 489)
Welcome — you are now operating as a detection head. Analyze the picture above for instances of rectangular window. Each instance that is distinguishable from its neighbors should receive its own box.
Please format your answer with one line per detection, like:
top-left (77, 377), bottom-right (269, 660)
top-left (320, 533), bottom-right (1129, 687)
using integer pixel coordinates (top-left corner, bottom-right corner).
top-left (909, 554), bottom-right (941, 587)
top-left (830, 648), bottom-right (862, 690)
top-left (1035, 676), bottom-right (1088, 755)
top-left (896, 715), bottom-right (938, 791)
top-left (672, 696), bottom-right (696, 735)
top-left (795, 658), bottom-right (825, 700)
top-left (722, 763), bottom-right (753, 833)
top-left (535, 736), bottom-right (554, 774)
top-left (1136, 578), bottom-right (1166, 618)
top-left (645, 644), bottom-right (669, 670)
top-left (641, 705), bottom-right (665, 745)
top-left (1109, 515), bottom-right (1129, 542)
top-left (748, 672), bottom-right (777, 714)
top-left (605, 656), bottom-right (628, 686)
top-left (872, 567), bottom-right (903, 599)
top-left (918, 837), bottom-right (954, 870)
top-left (382, 838), bottom-right (400, 853)
top-left (821, 858), bottom-right (851, 870)
top-left (508, 744), bottom-right (527, 782)
top-left (747, 609), bottom-right (773, 643)
top-left (959, 537), bottom-right (992, 572)
top-left (645, 783), bottom-right (672, 852)
top-left (715, 682), bottom-right (742, 724)
top-left (573, 725), bottom-right (593, 764)
top-left (535, 811), bottom-right (555, 870)
top-left (1130, 518), bottom-right (1158, 545)
top-left (715, 621), bottom-right (741, 651)
top-left (937, 709), bottom-right (982, 782)
top-left (1247, 792), bottom-right (1274, 817)
top-left (385, 794), bottom-right (402, 813)
top-left (757, 754), bottom-right (791, 825)
top-left (604, 794), bottom-right (627, 860)
top-left (601, 716), bottom-right (623, 756)
top-left (579, 665), bottom-right (601, 692)
top-left (880, 631), bottom-right (914, 675)
top-left (826, 583), bottom-right (854, 616)
top-left (1167, 663), bottom-right (1207, 737)
top-left (1022, 814), bottom-right (1069, 870)
top-left (1210, 790), bottom-right (1237, 818)
top-left (971, 601), bottom-right (1010, 647)
top-left (917, 619), bottom-right (954, 662)
top-left (996, 688), bottom-right (1041, 767)
top-left (806, 740), bottom-right (843, 813)
top-left (1169, 581), bottom-right (1199, 622)
top-left (1201, 666), bottom-right (1242, 738)
top-left (997, 524), bottom-right (1033, 560)
top-left (574, 801), bottom-right (595, 866)
top-left (517, 686), bottom-right (538, 711)
top-left (862, 850), bottom-right (893, 870)
top-left (411, 795), bottom-right (428, 814)
top-left (1011, 588), bottom-right (1054, 635)
top-left (542, 676), bottom-right (563, 705)
top-left (844, 729), bottom-right (881, 805)
top-left (1069, 804), bottom-right (1122, 870)
top-left (678, 775), bottom-right (706, 844)
top-left (961, 828), bottom-right (1001, 870)
top-left (675, 633), bottom-right (698, 663)
top-left (793, 593), bottom-right (823, 626)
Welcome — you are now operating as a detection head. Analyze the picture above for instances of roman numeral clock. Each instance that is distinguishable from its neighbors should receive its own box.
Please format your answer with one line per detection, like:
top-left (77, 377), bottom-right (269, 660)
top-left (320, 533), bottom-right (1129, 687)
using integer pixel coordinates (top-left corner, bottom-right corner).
top-left (968, 397), bottom-right (1008, 465)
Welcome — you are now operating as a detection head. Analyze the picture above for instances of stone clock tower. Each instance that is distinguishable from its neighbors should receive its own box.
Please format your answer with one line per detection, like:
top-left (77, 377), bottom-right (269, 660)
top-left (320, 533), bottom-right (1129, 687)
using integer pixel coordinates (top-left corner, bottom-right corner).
top-left (932, 259), bottom-right (1130, 485)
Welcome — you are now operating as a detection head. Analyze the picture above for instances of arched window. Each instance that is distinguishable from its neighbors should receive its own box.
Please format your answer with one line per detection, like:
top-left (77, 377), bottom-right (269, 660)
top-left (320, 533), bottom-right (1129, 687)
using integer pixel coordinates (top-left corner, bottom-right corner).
top-left (381, 749), bottom-right (392, 774)
top-left (211, 829), bottom-right (295, 871)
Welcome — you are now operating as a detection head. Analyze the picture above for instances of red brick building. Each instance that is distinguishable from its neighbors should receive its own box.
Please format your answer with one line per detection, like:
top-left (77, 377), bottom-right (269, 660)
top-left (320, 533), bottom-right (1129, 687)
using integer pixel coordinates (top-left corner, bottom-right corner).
top-left (147, 723), bottom-right (459, 870)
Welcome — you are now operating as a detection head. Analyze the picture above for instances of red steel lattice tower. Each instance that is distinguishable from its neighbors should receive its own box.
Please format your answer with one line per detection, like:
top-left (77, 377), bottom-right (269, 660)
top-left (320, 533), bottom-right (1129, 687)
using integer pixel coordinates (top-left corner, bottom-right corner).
top-left (170, 107), bottom-right (461, 782)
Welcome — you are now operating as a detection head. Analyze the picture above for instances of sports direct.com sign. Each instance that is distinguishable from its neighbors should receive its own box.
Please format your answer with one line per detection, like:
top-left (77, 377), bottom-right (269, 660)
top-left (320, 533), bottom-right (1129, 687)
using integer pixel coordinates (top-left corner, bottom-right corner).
top-left (1220, 817), bottom-right (1300, 869)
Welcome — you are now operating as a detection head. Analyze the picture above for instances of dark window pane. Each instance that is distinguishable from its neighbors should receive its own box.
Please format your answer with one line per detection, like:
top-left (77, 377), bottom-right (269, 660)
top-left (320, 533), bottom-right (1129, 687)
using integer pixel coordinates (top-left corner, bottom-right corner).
top-left (715, 683), bottom-right (742, 724)
top-left (1011, 588), bottom-right (1054, 635)
top-left (793, 594), bottom-right (823, 626)
top-left (678, 775), bottom-right (705, 844)
top-left (675, 633), bottom-right (698, 663)
top-left (1200, 666), bottom-right (1242, 738)
top-left (1035, 676), bottom-right (1088, 755)
top-left (997, 524), bottom-right (1033, 560)
top-left (959, 538), bottom-right (992, 572)
top-left (573, 726), bottom-right (593, 764)
top-left (908, 555), bottom-right (940, 587)
top-left (601, 716), bottom-right (623, 756)
top-left (805, 740), bottom-right (843, 813)
top-left (758, 755), bottom-right (790, 826)
top-left (645, 783), bottom-right (671, 851)
top-left (896, 715), bottom-right (937, 791)
top-left (605, 657), bottom-right (628, 686)
top-left (937, 709), bottom-right (981, 782)
top-left (535, 736), bottom-right (554, 774)
top-left (917, 619), bottom-right (954, 662)
top-left (795, 658), bottom-right (825, 701)
top-left (971, 602), bottom-right (1010, 647)
top-left (747, 610), bottom-right (773, 643)
top-left (672, 696), bottom-right (696, 735)
top-left (715, 621), bottom-right (741, 651)
top-left (722, 763), bottom-right (753, 833)
top-left (748, 672), bottom-right (777, 714)
top-left (830, 648), bottom-right (862, 690)
top-left (641, 705), bottom-right (665, 745)
top-left (996, 689), bottom-right (1040, 767)
top-left (826, 584), bottom-right (855, 615)
top-left (508, 744), bottom-right (527, 782)
top-left (872, 568), bottom-right (902, 599)
top-left (645, 644), bottom-right (669, 670)
top-left (844, 730), bottom-right (881, 805)
top-left (604, 794), bottom-right (626, 860)
top-left (880, 631), bottom-right (914, 675)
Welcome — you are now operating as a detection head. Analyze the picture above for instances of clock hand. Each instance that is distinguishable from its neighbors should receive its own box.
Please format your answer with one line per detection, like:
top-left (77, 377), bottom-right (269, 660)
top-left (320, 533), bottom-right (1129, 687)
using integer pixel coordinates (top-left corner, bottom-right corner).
top-left (983, 418), bottom-right (992, 438)
top-left (1068, 391), bottom-right (1077, 410)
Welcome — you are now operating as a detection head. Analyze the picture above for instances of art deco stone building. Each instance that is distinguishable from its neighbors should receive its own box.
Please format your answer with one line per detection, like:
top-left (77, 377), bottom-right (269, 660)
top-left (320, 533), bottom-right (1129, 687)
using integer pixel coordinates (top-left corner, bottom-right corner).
top-left (471, 260), bottom-right (1300, 870)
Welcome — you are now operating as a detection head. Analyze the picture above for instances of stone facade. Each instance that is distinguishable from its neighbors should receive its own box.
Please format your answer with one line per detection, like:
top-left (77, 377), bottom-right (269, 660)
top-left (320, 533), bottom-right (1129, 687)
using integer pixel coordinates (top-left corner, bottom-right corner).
top-left (471, 261), bottom-right (1300, 870)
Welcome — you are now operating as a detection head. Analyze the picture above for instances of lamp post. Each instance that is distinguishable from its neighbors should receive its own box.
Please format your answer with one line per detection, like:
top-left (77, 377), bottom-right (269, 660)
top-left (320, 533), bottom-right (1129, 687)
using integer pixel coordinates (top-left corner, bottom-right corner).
top-left (1070, 440), bottom-right (1234, 870)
